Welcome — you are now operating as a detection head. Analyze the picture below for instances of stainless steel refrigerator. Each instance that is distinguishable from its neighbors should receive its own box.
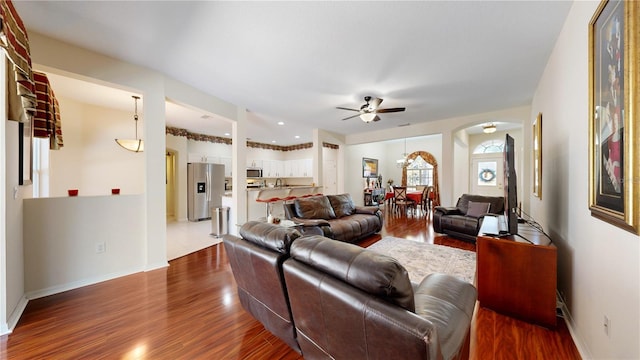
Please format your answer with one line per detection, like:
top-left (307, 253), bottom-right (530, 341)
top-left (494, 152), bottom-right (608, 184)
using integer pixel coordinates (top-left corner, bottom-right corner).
top-left (187, 163), bottom-right (225, 221)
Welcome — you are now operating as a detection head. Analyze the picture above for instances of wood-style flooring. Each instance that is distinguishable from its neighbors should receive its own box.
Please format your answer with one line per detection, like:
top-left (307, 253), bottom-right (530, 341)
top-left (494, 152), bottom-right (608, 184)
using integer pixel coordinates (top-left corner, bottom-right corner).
top-left (1, 207), bottom-right (581, 359)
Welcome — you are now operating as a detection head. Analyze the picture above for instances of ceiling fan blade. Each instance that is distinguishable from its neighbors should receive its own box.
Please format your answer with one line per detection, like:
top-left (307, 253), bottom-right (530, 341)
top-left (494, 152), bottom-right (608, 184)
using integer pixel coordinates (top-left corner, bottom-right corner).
top-left (369, 97), bottom-right (383, 109)
top-left (336, 106), bottom-right (360, 112)
top-left (372, 115), bottom-right (381, 122)
top-left (376, 107), bottom-right (406, 113)
top-left (341, 113), bottom-right (362, 121)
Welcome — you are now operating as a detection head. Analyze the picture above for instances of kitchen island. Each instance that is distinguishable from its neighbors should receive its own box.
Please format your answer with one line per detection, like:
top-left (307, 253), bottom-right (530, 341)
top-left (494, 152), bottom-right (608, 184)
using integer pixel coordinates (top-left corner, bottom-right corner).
top-left (247, 186), bottom-right (322, 221)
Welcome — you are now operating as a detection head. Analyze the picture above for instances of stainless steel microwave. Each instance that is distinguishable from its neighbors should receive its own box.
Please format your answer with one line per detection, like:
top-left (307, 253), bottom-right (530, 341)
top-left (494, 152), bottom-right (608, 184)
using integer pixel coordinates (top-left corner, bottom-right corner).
top-left (247, 168), bottom-right (262, 178)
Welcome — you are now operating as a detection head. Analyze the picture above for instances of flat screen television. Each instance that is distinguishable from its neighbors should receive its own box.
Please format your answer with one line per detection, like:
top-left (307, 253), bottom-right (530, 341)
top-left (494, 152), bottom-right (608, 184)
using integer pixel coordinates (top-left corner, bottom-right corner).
top-left (504, 134), bottom-right (519, 235)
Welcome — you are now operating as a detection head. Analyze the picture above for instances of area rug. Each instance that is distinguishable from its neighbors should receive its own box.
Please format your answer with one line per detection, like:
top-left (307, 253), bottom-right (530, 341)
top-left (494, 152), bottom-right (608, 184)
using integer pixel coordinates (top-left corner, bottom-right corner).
top-left (367, 236), bottom-right (476, 285)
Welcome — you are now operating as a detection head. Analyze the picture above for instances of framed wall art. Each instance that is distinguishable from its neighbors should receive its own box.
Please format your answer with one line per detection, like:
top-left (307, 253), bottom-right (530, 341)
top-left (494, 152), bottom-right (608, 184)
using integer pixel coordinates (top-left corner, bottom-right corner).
top-left (362, 157), bottom-right (378, 178)
top-left (533, 113), bottom-right (542, 199)
top-left (588, 0), bottom-right (639, 233)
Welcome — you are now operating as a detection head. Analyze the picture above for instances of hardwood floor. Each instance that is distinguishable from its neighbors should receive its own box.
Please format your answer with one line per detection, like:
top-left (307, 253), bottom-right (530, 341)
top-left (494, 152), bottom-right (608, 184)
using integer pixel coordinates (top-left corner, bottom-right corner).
top-left (1, 206), bottom-right (580, 359)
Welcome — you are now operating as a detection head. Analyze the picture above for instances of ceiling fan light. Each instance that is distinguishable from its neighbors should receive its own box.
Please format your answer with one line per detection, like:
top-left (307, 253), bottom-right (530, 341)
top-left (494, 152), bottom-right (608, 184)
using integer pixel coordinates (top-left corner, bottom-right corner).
top-left (360, 113), bottom-right (377, 123)
top-left (483, 123), bottom-right (497, 134)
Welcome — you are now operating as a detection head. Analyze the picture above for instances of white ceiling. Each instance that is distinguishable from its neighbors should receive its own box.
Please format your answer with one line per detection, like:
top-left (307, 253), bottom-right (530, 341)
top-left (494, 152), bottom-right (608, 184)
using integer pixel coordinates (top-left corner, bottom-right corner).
top-left (15, 1), bottom-right (571, 145)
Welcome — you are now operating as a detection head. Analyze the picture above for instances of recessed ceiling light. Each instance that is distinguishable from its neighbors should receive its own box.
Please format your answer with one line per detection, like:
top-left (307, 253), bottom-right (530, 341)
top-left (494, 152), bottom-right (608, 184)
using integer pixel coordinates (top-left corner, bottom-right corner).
top-left (272, 140), bottom-right (277, 143)
top-left (295, 135), bottom-right (300, 139)
top-left (224, 132), bottom-right (230, 136)
top-left (277, 121), bottom-right (284, 126)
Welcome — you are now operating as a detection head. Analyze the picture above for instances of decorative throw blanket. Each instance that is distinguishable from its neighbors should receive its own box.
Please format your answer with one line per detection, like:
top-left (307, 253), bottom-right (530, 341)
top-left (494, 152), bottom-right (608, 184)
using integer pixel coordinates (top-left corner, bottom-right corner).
top-left (367, 236), bottom-right (476, 285)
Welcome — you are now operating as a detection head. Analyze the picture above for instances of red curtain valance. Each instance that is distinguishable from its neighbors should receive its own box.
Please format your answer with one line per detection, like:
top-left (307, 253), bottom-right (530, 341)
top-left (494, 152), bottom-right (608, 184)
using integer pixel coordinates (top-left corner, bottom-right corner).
top-left (33, 71), bottom-right (63, 149)
top-left (1, 0), bottom-right (36, 123)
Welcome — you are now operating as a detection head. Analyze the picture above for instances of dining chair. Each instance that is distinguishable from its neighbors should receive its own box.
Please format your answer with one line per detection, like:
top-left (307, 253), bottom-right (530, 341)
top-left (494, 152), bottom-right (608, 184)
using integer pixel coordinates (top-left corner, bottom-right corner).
top-left (393, 186), bottom-right (416, 215)
top-left (422, 186), bottom-right (434, 214)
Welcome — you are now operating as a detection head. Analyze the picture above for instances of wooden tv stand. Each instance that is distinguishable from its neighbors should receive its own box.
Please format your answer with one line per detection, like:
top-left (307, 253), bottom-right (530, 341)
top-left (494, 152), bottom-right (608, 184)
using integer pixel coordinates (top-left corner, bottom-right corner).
top-left (476, 223), bottom-right (557, 328)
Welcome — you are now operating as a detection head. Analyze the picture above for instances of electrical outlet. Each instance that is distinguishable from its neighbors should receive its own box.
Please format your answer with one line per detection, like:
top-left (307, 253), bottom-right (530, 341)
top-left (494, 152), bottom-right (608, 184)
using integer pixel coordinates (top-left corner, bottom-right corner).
top-left (95, 242), bottom-right (106, 254)
top-left (604, 315), bottom-right (610, 337)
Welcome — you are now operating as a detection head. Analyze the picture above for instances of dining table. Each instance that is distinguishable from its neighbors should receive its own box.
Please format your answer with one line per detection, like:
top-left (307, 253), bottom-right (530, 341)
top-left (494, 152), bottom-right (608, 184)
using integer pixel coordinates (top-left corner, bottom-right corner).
top-left (385, 190), bottom-right (423, 205)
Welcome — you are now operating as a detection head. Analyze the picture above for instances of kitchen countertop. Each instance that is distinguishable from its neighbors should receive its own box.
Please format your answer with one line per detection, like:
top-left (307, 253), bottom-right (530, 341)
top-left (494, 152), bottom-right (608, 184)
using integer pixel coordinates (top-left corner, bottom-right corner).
top-left (246, 185), bottom-right (316, 191)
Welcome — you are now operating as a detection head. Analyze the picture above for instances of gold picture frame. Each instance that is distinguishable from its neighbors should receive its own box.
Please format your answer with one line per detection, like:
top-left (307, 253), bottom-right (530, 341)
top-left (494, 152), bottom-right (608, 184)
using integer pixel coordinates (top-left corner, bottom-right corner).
top-left (588, 0), bottom-right (639, 233)
top-left (533, 113), bottom-right (542, 199)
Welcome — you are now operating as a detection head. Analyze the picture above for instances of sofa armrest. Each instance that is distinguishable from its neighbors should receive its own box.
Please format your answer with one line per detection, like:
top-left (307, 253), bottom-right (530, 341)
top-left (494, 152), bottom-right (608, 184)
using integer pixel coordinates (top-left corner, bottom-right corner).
top-left (434, 206), bottom-right (462, 216)
top-left (354, 206), bottom-right (380, 215)
top-left (291, 217), bottom-right (330, 227)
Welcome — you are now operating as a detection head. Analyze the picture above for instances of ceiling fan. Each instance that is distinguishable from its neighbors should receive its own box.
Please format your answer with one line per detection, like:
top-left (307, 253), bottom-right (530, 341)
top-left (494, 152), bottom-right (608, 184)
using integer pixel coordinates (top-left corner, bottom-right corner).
top-left (337, 96), bottom-right (406, 123)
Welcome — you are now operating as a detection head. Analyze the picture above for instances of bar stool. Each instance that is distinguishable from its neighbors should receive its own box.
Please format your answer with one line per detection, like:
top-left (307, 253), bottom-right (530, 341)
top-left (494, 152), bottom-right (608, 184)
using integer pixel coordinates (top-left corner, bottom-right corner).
top-left (256, 188), bottom-right (291, 220)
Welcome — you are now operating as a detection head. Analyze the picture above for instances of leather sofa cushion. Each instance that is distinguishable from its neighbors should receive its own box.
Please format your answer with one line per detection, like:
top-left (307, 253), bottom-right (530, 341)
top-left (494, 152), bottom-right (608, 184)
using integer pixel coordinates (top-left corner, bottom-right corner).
top-left (294, 196), bottom-right (337, 220)
top-left (328, 214), bottom-right (381, 243)
top-left (239, 221), bottom-right (302, 254)
top-left (290, 236), bottom-right (415, 311)
top-left (466, 201), bottom-right (490, 218)
top-left (327, 193), bottom-right (355, 218)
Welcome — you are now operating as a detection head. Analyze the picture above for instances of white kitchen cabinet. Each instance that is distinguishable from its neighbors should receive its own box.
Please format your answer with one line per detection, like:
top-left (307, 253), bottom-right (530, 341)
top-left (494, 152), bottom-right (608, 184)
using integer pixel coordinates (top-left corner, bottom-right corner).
top-left (204, 155), bottom-right (219, 163)
top-left (188, 153), bottom-right (206, 163)
top-left (283, 159), bottom-right (312, 177)
top-left (219, 157), bottom-right (232, 177)
top-left (263, 159), bottom-right (284, 178)
top-left (284, 160), bottom-right (297, 177)
top-left (300, 158), bottom-right (313, 177)
top-left (247, 159), bottom-right (263, 169)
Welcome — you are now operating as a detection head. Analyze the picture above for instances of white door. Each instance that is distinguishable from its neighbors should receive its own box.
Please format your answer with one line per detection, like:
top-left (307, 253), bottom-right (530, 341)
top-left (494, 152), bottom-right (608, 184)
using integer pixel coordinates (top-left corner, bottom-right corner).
top-left (323, 160), bottom-right (337, 195)
top-left (471, 155), bottom-right (504, 197)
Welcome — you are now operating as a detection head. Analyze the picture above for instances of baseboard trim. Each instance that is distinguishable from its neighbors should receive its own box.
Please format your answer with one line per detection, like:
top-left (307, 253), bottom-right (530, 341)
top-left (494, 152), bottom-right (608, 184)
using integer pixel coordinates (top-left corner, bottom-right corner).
top-left (25, 266), bottom-right (146, 301)
top-left (4, 295), bottom-right (29, 335)
top-left (145, 261), bottom-right (169, 272)
top-left (557, 291), bottom-right (591, 359)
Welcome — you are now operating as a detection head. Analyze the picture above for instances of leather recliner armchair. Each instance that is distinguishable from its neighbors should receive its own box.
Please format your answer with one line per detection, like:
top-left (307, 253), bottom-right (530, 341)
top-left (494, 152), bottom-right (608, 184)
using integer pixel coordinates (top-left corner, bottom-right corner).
top-left (433, 194), bottom-right (505, 243)
top-left (222, 221), bottom-right (303, 353)
top-left (283, 236), bottom-right (477, 360)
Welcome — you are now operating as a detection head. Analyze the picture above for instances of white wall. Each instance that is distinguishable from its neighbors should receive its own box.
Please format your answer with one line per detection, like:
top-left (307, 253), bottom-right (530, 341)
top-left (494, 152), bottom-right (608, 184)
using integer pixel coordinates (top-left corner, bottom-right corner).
top-left (453, 130), bottom-right (469, 200)
top-left (48, 96), bottom-right (145, 197)
top-left (345, 135), bottom-right (442, 206)
top-left (188, 139), bottom-right (232, 159)
top-left (23, 195), bottom-right (145, 298)
top-left (345, 106), bottom-right (530, 206)
top-left (2, 120), bottom-right (29, 334)
top-left (531, 1), bottom-right (639, 358)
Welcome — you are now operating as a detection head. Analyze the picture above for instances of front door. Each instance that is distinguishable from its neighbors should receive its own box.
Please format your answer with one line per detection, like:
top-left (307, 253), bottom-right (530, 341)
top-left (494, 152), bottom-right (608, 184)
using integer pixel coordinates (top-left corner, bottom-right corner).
top-left (471, 154), bottom-right (504, 197)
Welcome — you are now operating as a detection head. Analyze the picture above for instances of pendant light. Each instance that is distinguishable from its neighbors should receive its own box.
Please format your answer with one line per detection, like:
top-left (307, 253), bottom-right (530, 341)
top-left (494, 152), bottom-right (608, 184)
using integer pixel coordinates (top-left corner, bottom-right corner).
top-left (115, 95), bottom-right (144, 152)
top-left (396, 138), bottom-right (413, 168)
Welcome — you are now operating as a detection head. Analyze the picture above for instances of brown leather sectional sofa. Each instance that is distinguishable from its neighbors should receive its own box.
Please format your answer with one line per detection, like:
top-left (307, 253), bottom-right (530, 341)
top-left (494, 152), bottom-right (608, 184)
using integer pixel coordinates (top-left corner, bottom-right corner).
top-left (283, 193), bottom-right (383, 243)
top-left (223, 221), bottom-right (478, 360)
top-left (433, 194), bottom-right (505, 243)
